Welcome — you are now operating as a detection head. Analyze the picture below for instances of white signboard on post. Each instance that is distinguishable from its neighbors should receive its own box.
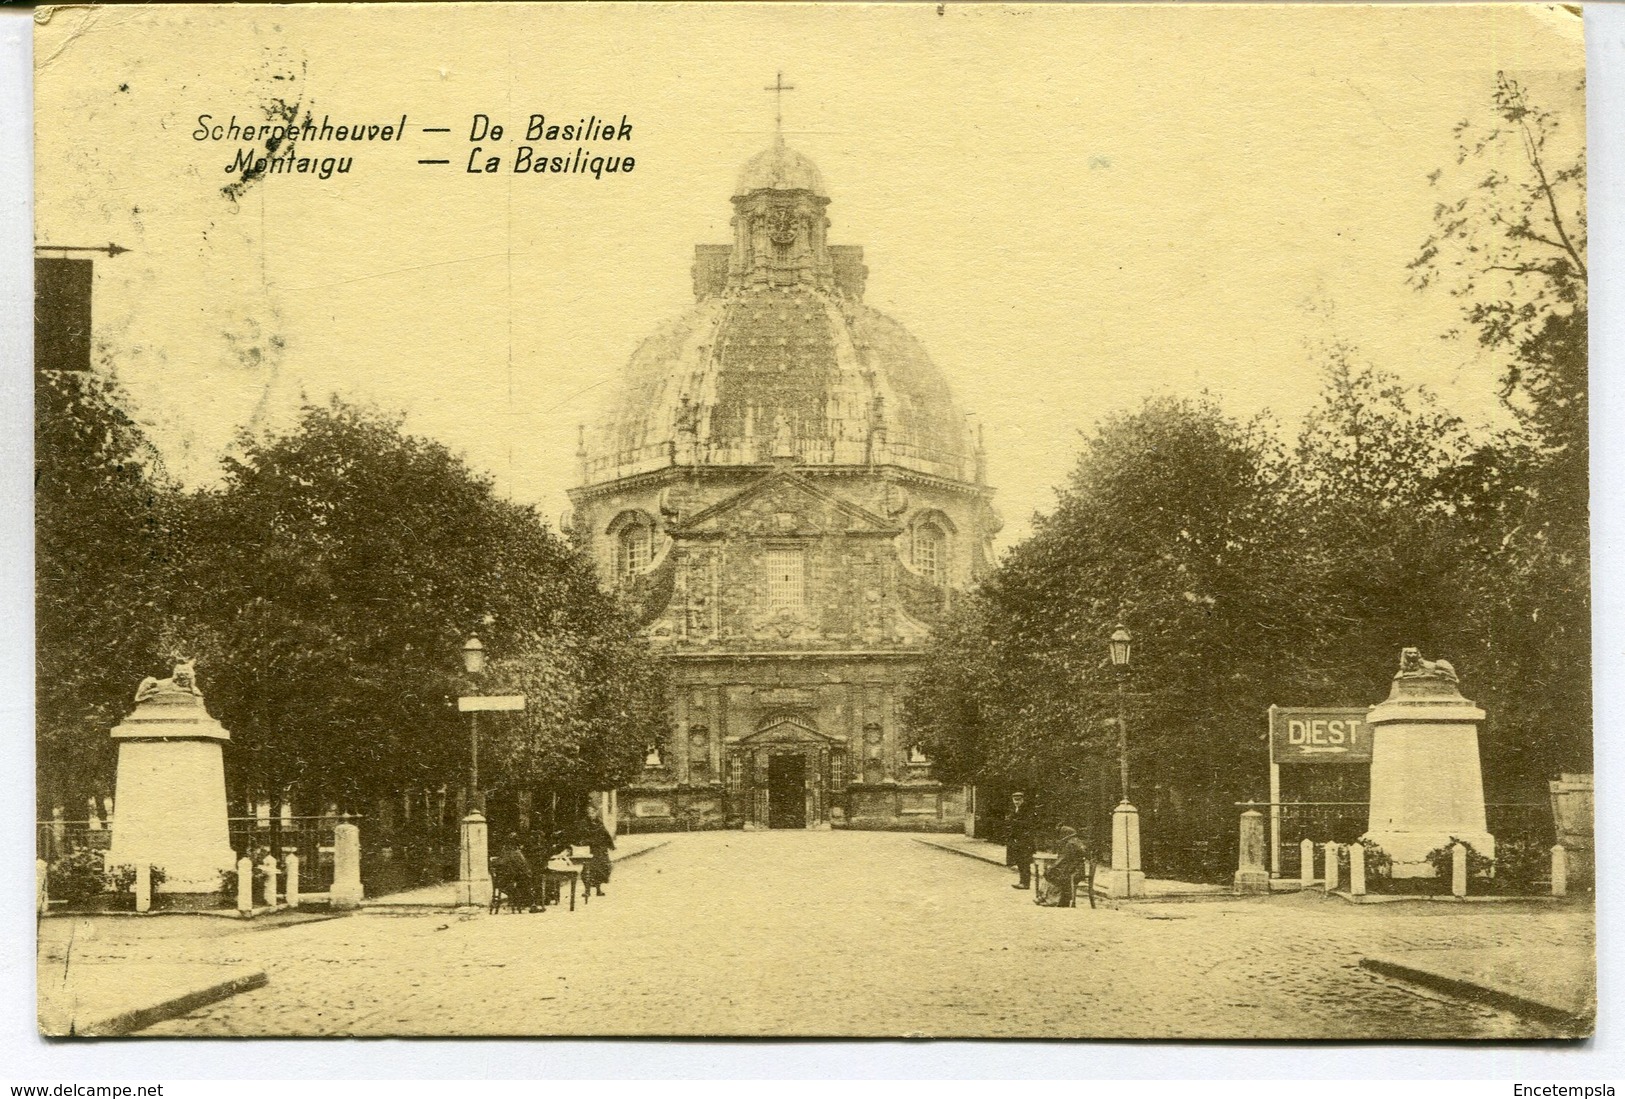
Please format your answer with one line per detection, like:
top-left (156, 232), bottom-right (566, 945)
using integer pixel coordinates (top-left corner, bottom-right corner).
top-left (457, 694), bottom-right (526, 712)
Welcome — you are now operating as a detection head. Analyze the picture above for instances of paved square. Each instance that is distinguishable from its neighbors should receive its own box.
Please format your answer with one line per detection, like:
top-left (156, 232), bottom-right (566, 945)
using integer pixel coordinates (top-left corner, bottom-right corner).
top-left (127, 831), bottom-right (1584, 1038)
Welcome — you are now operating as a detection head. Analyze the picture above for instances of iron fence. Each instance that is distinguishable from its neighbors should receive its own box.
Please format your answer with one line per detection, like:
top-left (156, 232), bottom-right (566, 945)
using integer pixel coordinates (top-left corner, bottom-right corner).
top-left (361, 820), bottom-right (460, 896)
top-left (35, 821), bottom-right (112, 865)
top-left (1264, 801), bottom-right (1552, 878)
top-left (1486, 802), bottom-right (1555, 846)
top-left (228, 816), bottom-right (349, 892)
top-left (1269, 802), bottom-right (1371, 878)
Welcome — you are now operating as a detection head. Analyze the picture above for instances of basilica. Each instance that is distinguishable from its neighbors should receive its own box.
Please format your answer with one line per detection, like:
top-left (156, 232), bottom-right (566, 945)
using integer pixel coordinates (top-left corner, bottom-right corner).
top-left (567, 134), bottom-right (1000, 831)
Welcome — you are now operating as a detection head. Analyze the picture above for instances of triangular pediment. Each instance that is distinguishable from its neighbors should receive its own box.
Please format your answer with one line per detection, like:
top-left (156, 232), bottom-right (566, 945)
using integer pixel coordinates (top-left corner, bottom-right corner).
top-left (736, 717), bottom-right (844, 745)
top-left (671, 470), bottom-right (900, 537)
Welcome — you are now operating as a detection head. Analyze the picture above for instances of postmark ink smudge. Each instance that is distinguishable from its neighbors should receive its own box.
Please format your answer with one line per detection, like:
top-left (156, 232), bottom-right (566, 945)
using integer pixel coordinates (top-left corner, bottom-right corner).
top-left (220, 95), bottom-right (303, 202)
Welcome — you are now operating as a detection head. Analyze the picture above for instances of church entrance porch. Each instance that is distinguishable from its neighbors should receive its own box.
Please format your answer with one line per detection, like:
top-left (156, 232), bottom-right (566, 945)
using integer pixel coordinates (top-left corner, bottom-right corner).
top-left (728, 716), bottom-right (840, 830)
top-left (767, 755), bottom-right (808, 829)
top-left (737, 744), bottom-right (831, 830)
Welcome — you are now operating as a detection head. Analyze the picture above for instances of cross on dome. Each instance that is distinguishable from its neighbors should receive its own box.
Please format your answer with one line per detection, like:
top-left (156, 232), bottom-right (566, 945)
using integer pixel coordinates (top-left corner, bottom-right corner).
top-left (764, 71), bottom-right (795, 139)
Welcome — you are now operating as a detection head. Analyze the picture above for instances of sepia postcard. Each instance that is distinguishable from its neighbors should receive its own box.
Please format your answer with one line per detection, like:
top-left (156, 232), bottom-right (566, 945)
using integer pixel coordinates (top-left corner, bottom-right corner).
top-left (32, 3), bottom-right (1594, 1039)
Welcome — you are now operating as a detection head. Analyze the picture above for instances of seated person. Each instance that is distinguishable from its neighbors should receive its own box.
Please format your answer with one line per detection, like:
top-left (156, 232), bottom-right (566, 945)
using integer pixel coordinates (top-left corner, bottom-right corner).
top-left (1038, 825), bottom-right (1092, 907)
top-left (492, 833), bottom-right (539, 911)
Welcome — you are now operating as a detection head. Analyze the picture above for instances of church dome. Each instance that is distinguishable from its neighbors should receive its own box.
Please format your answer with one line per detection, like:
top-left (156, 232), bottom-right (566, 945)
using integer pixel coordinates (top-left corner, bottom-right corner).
top-left (733, 137), bottom-right (828, 198)
top-left (578, 142), bottom-right (982, 488)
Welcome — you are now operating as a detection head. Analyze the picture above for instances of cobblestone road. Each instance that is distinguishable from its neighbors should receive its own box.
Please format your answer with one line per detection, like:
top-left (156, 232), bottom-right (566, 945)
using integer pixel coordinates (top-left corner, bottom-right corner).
top-left (131, 831), bottom-right (1586, 1038)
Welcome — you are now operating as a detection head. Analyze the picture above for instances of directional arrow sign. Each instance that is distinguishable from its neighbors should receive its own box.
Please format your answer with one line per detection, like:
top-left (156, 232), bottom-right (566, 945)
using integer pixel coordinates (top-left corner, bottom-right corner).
top-left (457, 694), bottom-right (526, 712)
top-left (35, 242), bottom-right (130, 256)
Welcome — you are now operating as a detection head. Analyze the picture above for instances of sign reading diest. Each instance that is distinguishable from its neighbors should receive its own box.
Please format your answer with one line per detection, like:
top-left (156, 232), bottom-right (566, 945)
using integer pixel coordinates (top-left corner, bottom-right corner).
top-left (1268, 706), bottom-right (1372, 764)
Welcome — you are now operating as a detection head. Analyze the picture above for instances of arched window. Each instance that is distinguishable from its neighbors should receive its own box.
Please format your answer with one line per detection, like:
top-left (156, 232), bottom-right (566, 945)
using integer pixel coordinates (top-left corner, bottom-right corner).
top-left (618, 521), bottom-right (652, 580)
top-left (912, 521), bottom-right (947, 586)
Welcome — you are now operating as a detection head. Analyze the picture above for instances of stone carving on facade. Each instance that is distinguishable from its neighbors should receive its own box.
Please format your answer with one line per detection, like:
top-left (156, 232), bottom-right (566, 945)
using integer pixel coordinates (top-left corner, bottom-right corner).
top-left (771, 412), bottom-right (796, 461)
top-left (625, 553), bottom-right (679, 630)
top-left (767, 205), bottom-right (797, 245)
top-left (678, 550), bottom-right (717, 642)
top-left (767, 608), bottom-right (803, 641)
top-left (676, 395), bottom-right (701, 434)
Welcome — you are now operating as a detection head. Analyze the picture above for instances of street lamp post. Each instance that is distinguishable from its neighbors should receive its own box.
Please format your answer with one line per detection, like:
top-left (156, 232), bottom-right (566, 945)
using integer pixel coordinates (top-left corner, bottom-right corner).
top-left (1109, 625), bottom-right (1132, 803)
top-left (1102, 624), bottom-right (1145, 899)
top-left (451, 635), bottom-right (524, 911)
top-left (462, 636), bottom-right (487, 812)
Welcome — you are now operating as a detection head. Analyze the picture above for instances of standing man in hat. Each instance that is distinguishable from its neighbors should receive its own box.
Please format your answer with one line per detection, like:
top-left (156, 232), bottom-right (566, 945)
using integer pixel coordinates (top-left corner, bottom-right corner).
top-left (1005, 791), bottom-right (1038, 889)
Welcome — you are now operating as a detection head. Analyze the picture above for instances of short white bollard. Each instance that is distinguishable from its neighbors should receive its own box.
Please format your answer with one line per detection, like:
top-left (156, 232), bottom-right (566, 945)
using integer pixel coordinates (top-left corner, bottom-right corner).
top-left (1323, 842), bottom-right (1340, 892)
top-left (135, 863), bottom-right (151, 913)
top-left (36, 858), bottom-right (48, 915)
top-left (331, 820), bottom-right (364, 909)
top-left (285, 853), bottom-right (301, 909)
top-left (1551, 844), bottom-right (1568, 897)
top-left (1451, 842), bottom-right (1467, 898)
top-left (1300, 839), bottom-right (1315, 888)
top-left (237, 856), bottom-right (254, 914)
top-left (1350, 843), bottom-right (1366, 897)
top-left (260, 855), bottom-right (279, 908)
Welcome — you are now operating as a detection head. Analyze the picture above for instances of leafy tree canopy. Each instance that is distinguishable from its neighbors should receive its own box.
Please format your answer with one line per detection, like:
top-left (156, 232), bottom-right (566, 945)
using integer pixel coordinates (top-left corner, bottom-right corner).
top-left (35, 365), bottom-right (176, 812)
top-left (910, 396), bottom-right (1327, 860)
top-left (1410, 71), bottom-right (1586, 449)
top-left (173, 397), bottom-right (664, 809)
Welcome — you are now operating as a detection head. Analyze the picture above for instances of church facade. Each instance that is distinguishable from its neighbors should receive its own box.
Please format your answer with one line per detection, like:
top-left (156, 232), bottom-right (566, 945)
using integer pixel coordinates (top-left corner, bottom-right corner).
top-left (567, 136), bottom-right (999, 831)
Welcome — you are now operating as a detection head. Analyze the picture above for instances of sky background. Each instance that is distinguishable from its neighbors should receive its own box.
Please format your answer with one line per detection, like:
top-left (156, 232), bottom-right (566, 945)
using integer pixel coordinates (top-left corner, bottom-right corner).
top-left (34, 3), bottom-right (1585, 546)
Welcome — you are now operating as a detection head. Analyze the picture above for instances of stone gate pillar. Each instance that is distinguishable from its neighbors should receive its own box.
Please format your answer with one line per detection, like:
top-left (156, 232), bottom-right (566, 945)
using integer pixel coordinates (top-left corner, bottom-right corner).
top-left (455, 810), bottom-right (492, 908)
top-left (1363, 649), bottom-right (1494, 878)
top-left (1233, 809), bottom-right (1269, 894)
top-left (1100, 801), bottom-right (1146, 898)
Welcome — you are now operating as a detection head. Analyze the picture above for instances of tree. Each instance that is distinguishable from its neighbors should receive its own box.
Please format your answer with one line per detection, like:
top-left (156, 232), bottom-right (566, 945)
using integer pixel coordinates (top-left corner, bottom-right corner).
top-left (174, 397), bottom-right (665, 810)
top-left (908, 75), bottom-right (1590, 876)
top-left (1410, 73), bottom-right (1591, 788)
top-left (908, 396), bottom-right (1329, 877)
top-left (903, 593), bottom-right (1004, 788)
top-left (1293, 344), bottom-right (1478, 513)
top-left (1287, 351), bottom-right (1498, 702)
top-left (1410, 71), bottom-right (1586, 422)
top-left (35, 365), bottom-right (177, 814)
top-left (482, 627), bottom-right (668, 800)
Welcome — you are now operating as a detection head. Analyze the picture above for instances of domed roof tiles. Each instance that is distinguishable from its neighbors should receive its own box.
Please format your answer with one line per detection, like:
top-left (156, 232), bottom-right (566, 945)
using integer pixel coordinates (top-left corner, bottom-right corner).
top-left (579, 141), bottom-right (977, 487)
top-left (583, 286), bottom-right (974, 484)
top-left (733, 138), bottom-right (828, 198)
